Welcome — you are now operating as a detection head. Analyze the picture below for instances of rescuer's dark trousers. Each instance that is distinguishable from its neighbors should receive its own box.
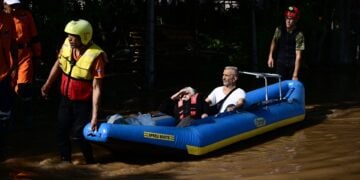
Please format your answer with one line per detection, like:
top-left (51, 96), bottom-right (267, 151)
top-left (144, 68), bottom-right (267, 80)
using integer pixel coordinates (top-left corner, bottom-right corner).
top-left (276, 61), bottom-right (295, 80)
top-left (0, 76), bottom-right (14, 161)
top-left (57, 97), bottom-right (95, 163)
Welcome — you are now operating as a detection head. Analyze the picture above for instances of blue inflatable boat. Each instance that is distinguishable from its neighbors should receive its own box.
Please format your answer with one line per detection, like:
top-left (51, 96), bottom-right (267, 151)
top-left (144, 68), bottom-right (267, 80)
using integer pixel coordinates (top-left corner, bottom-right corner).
top-left (84, 72), bottom-right (305, 155)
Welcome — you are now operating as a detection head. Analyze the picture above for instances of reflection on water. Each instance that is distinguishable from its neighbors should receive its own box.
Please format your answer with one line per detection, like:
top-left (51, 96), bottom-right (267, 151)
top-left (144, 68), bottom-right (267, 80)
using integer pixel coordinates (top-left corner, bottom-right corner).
top-left (1, 66), bottom-right (360, 179)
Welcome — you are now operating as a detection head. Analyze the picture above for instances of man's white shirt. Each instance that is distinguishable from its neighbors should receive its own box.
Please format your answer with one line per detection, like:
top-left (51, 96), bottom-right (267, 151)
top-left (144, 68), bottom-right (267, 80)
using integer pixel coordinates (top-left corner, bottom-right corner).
top-left (207, 87), bottom-right (246, 113)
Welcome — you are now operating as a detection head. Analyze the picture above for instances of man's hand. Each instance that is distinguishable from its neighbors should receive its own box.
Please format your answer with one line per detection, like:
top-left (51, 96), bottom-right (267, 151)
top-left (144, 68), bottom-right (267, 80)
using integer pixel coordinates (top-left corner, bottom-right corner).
top-left (225, 104), bottom-right (236, 112)
top-left (90, 118), bottom-right (98, 131)
top-left (201, 113), bottom-right (208, 118)
top-left (41, 83), bottom-right (50, 99)
top-left (267, 57), bottom-right (274, 68)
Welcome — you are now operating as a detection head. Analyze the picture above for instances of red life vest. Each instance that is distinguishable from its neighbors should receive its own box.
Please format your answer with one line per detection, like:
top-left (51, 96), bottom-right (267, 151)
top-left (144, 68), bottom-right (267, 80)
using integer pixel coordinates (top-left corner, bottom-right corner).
top-left (177, 93), bottom-right (199, 120)
top-left (60, 73), bottom-right (93, 101)
top-left (59, 39), bottom-right (103, 101)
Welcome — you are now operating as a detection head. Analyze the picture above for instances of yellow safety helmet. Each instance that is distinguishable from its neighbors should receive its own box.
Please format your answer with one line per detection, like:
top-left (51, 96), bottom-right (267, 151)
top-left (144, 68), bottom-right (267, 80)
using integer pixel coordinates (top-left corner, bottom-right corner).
top-left (64, 19), bottom-right (93, 45)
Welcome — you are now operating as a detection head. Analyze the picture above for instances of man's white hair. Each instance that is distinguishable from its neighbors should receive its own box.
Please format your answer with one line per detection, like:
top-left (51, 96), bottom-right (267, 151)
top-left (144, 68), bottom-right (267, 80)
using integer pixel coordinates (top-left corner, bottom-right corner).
top-left (224, 66), bottom-right (238, 76)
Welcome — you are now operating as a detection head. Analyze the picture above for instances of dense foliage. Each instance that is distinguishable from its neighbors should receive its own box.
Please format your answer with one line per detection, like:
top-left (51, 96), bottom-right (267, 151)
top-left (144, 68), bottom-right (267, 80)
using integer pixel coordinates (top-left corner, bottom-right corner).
top-left (24, 0), bottom-right (359, 88)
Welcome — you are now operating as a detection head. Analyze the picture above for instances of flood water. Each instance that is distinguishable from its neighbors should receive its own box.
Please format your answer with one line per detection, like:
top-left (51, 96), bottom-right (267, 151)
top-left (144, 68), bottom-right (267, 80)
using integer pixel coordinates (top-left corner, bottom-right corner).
top-left (1, 65), bottom-right (359, 179)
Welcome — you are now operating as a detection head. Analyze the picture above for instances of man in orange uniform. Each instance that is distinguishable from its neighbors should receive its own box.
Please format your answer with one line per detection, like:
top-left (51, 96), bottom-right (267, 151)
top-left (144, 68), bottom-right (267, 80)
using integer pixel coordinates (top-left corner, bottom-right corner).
top-left (0, 0), bottom-right (18, 161)
top-left (4, 0), bottom-right (42, 128)
top-left (41, 19), bottom-right (107, 164)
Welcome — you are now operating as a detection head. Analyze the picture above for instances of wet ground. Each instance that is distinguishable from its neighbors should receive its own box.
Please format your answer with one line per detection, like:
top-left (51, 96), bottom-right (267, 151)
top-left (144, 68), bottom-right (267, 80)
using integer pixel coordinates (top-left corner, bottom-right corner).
top-left (0, 65), bottom-right (359, 179)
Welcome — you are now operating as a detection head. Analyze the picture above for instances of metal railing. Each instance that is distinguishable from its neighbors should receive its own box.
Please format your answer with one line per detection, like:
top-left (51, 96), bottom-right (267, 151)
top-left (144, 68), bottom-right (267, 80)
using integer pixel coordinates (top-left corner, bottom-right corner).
top-left (238, 71), bottom-right (282, 102)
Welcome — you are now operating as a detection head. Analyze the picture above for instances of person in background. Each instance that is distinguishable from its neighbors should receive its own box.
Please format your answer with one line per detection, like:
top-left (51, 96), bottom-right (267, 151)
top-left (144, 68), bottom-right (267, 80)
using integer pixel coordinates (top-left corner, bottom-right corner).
top-left (205, 66), bottom-right (246, 115)
top-left (0, 0), bottom-right (18, 162)
top-left (267, 6), bottom-right (305, 81)
top-left (4, 0), bottom-right (42, 129)
top-left (41, 19), bottom-right (107, 164)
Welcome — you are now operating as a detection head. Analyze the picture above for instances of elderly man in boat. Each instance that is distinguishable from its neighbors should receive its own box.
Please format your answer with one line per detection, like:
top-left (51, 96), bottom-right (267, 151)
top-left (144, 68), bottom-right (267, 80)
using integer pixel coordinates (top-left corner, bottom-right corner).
top-left (205, 66), bottom-right (246, 115)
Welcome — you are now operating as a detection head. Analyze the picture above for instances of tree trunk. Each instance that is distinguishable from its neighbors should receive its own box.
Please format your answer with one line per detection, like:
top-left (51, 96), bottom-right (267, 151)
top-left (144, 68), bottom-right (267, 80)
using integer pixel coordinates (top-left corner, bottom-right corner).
top-left (145, 0), bottom-right (155, 90)
top-left (338, 0), bottom-right (351, 64)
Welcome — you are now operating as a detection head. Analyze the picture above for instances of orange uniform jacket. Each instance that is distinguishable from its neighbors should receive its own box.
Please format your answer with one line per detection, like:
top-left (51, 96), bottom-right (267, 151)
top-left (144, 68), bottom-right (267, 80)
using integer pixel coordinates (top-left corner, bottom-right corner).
top-left (12, 8), bottom-right (41, 85)
top-left (0, 12), bottom-right (17, 81)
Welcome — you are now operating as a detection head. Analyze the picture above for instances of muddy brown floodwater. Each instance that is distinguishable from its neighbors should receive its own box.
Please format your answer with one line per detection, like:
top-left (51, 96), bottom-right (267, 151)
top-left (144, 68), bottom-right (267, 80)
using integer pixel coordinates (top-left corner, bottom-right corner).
top-left (1, 65), bottom-right (359, 179)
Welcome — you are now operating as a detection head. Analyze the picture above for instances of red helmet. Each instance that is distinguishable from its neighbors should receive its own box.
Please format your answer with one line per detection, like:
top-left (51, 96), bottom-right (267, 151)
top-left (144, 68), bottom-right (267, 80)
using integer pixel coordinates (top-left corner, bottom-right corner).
top-left (284, 6), bottom-right (300, 20)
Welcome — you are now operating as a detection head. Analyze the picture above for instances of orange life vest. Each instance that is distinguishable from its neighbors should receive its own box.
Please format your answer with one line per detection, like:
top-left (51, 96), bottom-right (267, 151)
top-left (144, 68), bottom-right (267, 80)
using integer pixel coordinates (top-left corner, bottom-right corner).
top-left (59, 39), bottom-right (103, 101)
top-left (177, 93), bottom-right (199, 120)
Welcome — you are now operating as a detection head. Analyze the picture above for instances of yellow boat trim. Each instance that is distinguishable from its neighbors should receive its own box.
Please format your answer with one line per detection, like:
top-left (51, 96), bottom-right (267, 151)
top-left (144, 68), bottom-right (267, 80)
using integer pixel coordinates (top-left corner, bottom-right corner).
top-left (186, 114), bottom-right (305, 155)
